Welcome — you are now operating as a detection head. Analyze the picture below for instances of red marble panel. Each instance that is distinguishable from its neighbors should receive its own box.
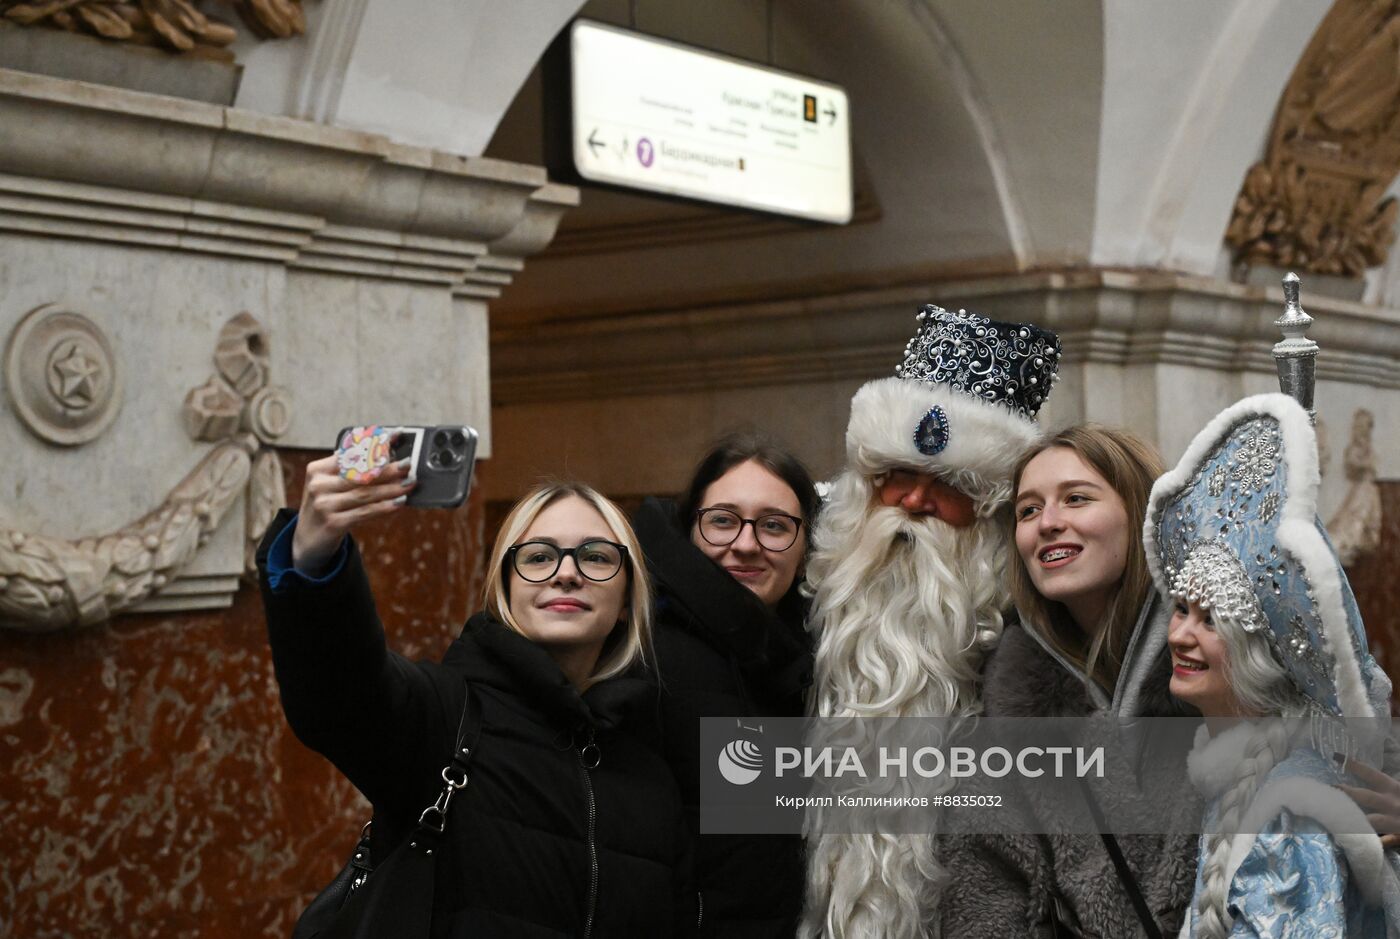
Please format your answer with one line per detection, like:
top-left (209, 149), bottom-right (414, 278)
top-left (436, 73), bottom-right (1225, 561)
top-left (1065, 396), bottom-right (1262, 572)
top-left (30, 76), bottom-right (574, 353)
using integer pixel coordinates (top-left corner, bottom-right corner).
top-left (0, 449), bottom-right (487, 938)
top-left (1344, 480), bottom-right (1400, 711)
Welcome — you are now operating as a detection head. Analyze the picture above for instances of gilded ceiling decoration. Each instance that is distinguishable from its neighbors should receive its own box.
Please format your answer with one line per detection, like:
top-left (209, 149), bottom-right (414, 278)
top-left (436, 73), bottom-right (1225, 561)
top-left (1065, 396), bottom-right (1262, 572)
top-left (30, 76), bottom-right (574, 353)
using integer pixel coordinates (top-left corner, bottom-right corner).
top-left (1226, 0), bottom-right (1400, 278)
top-left (0, 0), bottom-right (306, 61)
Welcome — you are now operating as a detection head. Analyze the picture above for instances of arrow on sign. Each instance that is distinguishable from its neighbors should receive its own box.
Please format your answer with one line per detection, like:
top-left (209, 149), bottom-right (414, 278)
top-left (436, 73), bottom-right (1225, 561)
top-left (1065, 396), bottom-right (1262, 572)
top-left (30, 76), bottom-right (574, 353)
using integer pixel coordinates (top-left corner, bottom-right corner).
top-left (588, 128), bottom-right (606, 156)
top-left (823, 106), bottom-right (838, 126)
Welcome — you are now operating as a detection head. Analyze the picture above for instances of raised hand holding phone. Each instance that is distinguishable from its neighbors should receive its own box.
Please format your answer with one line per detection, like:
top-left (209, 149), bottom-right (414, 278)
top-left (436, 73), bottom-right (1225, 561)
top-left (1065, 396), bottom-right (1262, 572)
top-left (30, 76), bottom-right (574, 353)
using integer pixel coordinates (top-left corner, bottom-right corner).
top-left (291, 425), bottom-right (478, 575)
top-left (291, 426), bottom-right (415, 574)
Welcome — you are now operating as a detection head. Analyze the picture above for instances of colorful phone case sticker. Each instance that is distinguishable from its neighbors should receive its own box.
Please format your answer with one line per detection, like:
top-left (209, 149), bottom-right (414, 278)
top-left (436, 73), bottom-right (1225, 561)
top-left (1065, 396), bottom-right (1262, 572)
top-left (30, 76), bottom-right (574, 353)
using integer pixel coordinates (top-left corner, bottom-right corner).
top-left (337, 425), bottom-right (393, 483)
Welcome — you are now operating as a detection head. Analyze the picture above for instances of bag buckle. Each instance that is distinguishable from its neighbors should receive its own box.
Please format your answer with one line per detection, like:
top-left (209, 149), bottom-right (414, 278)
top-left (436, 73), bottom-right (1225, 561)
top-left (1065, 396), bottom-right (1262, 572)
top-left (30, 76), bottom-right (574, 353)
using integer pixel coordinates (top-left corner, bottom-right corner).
top-left (417, 766), bottom-right (470, 832)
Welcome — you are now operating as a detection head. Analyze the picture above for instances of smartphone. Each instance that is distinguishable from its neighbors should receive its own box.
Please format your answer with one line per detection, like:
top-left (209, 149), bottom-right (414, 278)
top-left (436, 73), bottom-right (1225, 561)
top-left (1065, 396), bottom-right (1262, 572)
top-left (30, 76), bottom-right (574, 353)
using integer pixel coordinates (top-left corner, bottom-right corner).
top-left (336, 425), bottom-right (478, 508)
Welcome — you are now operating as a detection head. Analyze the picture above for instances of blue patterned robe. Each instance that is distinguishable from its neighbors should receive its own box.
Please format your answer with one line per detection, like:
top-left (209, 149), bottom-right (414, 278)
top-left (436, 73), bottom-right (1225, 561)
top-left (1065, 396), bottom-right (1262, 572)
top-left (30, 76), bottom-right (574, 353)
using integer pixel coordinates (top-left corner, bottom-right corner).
top-left (1184, 745), bottom-right (1387, 938)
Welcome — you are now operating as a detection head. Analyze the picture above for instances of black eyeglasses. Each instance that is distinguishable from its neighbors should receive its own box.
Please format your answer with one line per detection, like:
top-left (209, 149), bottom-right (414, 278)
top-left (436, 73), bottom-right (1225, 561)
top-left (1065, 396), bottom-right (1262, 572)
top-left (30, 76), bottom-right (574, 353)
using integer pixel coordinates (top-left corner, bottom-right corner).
top-left (505, 540), bottom-right (629, 583)
top-left (695, 507), bottom-right (803, 552)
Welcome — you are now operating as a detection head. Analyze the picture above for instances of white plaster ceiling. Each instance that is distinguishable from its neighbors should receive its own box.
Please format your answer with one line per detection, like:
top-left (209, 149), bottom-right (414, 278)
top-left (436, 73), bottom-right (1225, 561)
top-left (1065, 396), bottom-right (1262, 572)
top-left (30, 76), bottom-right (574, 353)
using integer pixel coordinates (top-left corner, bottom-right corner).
top-left (231, 0), bottom-right (1336, 322)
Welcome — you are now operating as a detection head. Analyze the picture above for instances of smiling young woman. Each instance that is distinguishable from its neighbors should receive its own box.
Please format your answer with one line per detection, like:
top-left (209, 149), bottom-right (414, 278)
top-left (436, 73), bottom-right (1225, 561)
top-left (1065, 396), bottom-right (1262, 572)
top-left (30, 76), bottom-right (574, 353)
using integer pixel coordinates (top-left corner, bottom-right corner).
top-left (1145, 393), bottom-right (1398, 938)
top-left (259, 475), bottom-right (695, 936)
top-left (939, 424), bottom-right (1199, 939)
top-left (631, 432), bottom-right (819, 937)
top-left (1007, 425), bottom-right (1165, 694)
top-left (1166, 601), bottom-right (1251, 721)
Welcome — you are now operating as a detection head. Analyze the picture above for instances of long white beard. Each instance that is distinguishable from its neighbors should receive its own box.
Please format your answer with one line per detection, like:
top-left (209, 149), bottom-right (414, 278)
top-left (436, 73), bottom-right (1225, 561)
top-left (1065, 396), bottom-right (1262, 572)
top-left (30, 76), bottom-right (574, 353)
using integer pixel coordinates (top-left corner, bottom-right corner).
top-left (800, 470), bottom-right (1009, 939)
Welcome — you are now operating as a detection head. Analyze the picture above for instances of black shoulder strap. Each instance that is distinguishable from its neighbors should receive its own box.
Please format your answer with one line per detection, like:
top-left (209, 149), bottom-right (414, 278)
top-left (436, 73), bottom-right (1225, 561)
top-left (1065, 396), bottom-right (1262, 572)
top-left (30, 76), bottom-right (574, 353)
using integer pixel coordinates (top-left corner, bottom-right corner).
top-left (450, 682), bottom-right (484, 770)
top-left (1074, 775), bottom-right (1163, 939)
top-left (1097, 831), bottom-right (1162, 939)
top-left (415, 683), bottom-right (482, 835)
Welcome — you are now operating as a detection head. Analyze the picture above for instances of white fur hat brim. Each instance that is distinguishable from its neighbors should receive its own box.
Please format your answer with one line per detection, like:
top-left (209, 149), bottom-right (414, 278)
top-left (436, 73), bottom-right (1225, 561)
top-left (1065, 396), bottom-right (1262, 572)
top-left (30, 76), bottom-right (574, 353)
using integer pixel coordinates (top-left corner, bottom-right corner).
top-left (845, 376), bottom-right (1040, 510)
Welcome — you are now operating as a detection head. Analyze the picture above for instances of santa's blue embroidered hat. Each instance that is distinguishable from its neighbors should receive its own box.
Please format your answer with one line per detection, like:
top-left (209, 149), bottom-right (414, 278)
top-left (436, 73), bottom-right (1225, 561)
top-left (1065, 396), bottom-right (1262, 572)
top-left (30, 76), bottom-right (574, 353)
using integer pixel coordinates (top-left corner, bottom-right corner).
top-left (845, 305), bottom-right (1061, 509)
top-left (1144, 393), bottom-right (1383, 719)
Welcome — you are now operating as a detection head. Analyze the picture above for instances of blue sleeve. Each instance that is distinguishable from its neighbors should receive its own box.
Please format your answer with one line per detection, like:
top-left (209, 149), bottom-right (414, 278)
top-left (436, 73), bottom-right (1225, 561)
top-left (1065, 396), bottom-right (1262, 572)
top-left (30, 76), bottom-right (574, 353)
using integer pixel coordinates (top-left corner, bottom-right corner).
top-left (1227, 820), bottom-right (1347, 938)
top-left (264, 513), bottom-right (349, 591)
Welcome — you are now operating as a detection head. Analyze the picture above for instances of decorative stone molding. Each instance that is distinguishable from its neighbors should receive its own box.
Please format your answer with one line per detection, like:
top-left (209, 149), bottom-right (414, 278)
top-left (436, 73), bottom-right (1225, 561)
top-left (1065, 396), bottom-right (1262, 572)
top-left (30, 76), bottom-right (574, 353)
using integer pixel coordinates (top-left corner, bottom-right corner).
top-left (214, 311), bottom-right (269, 396)
top-left (1225, 0), bottom-right (1400, 277)
top-left (0, 439), bottom-right (251, 630)
top-left (1329, 408), bottom-right (1383, 567)
top-left (244, 385), bottom-right (290, 443)
top-left (244, 448), bottom-right (284, 575)
top-left (0, 70), bottom-right (574, 628)
top-left (491, 269), bottom-right (1400, 406)
top-left (181, 311), bottom-right (291, 578)
top-left (0, 70), bottom-right (579, 289)
top-left (4, 303), bottom-right (121, 445)
top-left (1, 310), bottom-right (291, 630)
top-left (0, 0), bottom-right (306, 61)
top-left (182, 375), bottom-right (243, 441)
top-left (0, 68), bottom-right (548, 237)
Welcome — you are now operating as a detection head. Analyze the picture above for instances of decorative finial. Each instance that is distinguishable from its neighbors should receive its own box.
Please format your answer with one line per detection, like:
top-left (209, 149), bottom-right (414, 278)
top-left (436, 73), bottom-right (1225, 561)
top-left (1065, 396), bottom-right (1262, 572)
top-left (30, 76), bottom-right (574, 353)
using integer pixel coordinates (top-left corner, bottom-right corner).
top-left (1272, 271), bottom-right (1318, 422)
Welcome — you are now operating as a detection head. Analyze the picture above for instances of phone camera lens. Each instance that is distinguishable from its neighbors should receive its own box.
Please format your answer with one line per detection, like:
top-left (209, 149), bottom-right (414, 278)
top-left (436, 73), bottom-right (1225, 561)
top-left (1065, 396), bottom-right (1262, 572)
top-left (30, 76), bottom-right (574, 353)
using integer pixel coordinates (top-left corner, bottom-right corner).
top-left (450, 431), bottom-right (466, 449)
top-left (433, 449), bottom-right (458, 468)
top-left (433, 430), bottom-right (450, 447)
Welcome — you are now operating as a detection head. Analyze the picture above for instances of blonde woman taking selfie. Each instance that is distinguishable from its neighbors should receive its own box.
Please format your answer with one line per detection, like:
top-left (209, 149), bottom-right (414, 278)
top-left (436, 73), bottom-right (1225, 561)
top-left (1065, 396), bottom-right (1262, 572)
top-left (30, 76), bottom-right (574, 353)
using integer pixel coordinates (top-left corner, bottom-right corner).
top-left (258, 459), bottom-right (695, 938)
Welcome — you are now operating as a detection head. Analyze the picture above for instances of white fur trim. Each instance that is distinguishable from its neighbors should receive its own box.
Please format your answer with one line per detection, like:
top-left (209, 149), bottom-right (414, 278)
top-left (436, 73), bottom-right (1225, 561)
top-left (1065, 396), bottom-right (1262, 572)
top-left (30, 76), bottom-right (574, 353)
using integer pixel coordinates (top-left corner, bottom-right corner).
top-left (1186, 722), bottom-right (1260, 799)
top-left (1143, 392), bottom-right (1375, 719)
top-left (844, 376), bottom-right (1040, 508)
top-left (1223, 775), bottom-right (1388, 904)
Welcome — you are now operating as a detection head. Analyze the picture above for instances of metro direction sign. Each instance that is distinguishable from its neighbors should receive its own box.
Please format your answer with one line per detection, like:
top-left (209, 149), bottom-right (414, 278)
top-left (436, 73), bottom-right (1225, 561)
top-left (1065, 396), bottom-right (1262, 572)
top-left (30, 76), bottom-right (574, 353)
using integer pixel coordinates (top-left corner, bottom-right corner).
top-left (547, 20), bottom-right (853, 224)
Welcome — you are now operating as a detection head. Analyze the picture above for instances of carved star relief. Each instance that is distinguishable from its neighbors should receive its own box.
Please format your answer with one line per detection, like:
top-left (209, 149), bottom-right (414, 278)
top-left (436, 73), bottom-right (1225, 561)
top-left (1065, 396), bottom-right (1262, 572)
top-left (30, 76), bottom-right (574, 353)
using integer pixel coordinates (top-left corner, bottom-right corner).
top-left (48, 342), bottom-right (102, 407)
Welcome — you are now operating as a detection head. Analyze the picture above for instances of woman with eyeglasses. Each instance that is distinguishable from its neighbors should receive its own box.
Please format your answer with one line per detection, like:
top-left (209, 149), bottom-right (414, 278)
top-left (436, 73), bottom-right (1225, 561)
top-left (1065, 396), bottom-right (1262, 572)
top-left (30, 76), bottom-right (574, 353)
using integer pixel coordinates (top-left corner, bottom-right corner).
top-left (257, 463), bottom-right (695, 937)
top-left (631, 432), bottom-right (820, 937)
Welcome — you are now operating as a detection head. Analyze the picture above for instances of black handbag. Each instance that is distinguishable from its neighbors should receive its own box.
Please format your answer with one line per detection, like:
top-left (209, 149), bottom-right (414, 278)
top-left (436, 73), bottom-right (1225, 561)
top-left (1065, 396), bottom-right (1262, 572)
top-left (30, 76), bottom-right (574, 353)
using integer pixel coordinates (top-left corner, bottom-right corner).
top-left (293, 684), bottom-right (483, 939)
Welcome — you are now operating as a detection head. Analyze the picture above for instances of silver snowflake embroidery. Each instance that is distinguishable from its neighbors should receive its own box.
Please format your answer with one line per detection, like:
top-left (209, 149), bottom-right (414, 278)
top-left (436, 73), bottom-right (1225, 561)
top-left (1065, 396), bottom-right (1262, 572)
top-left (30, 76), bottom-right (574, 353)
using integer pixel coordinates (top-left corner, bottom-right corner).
top-left (1258, 491), bottom-right (1280, 523)
top-left (1208, 465), bottom-right (1227, 497)
top-left (1229, 425), bottom-right (1280, 492)
top-left (1283, 614), bottom-right (1333, 686)
top-left (1286, 616), bottom-right (1311, 657)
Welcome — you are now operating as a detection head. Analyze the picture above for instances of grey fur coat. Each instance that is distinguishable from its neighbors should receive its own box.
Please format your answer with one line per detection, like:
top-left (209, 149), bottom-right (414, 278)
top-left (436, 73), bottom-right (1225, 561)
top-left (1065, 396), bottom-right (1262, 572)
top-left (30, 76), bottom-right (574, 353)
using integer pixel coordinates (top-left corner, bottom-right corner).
top-left (938, 597), bottom-right (1199, 939)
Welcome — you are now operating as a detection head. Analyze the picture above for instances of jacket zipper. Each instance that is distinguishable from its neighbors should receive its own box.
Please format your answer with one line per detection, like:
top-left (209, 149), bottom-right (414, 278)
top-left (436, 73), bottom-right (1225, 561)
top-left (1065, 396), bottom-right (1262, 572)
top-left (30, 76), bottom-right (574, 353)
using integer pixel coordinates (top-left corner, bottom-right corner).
top-left (577, 736), bottom-right (600, 939)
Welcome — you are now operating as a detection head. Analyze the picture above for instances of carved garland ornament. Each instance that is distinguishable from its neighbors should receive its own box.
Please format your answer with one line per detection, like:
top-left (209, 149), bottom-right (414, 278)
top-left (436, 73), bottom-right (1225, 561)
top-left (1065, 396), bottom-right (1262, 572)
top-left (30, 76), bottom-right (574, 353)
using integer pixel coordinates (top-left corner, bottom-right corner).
top-left (0, 311), bottom-right (290, 631)
top-left (1226, 0), bottom-right (1400, 278)
top-left (0, 0), bottom-right (308, 62)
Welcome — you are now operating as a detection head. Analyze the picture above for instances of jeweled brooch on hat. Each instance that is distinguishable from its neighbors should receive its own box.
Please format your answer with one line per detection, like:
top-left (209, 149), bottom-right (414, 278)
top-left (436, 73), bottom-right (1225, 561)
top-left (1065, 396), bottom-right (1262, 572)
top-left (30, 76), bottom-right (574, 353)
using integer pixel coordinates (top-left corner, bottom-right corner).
top-left (914, 405), bottom-right (950, 456)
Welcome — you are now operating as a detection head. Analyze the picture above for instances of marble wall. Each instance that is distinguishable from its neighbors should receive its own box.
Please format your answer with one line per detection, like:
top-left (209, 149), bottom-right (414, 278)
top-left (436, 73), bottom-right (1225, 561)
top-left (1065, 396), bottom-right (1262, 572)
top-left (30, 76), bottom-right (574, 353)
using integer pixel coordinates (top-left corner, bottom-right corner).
top-left (0, 450), bottom-right (488, 938)
top-left (1346, 480), bottom-right (1400, 701)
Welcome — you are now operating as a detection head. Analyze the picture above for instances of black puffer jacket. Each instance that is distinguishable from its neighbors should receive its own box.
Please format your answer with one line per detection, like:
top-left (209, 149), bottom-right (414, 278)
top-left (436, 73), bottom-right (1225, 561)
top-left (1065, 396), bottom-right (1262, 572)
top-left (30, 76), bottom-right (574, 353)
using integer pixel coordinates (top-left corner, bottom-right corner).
top-left (259, 510), bottom-right (695, 938)
top-left (633, 497), bottom-right (812, 938)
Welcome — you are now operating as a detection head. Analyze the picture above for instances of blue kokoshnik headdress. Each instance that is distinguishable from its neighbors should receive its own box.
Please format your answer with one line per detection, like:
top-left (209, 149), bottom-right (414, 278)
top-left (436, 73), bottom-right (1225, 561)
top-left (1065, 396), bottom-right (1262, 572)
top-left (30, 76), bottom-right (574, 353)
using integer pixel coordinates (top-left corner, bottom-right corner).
top-left (1144, 393), bottom-right (1385, 721)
